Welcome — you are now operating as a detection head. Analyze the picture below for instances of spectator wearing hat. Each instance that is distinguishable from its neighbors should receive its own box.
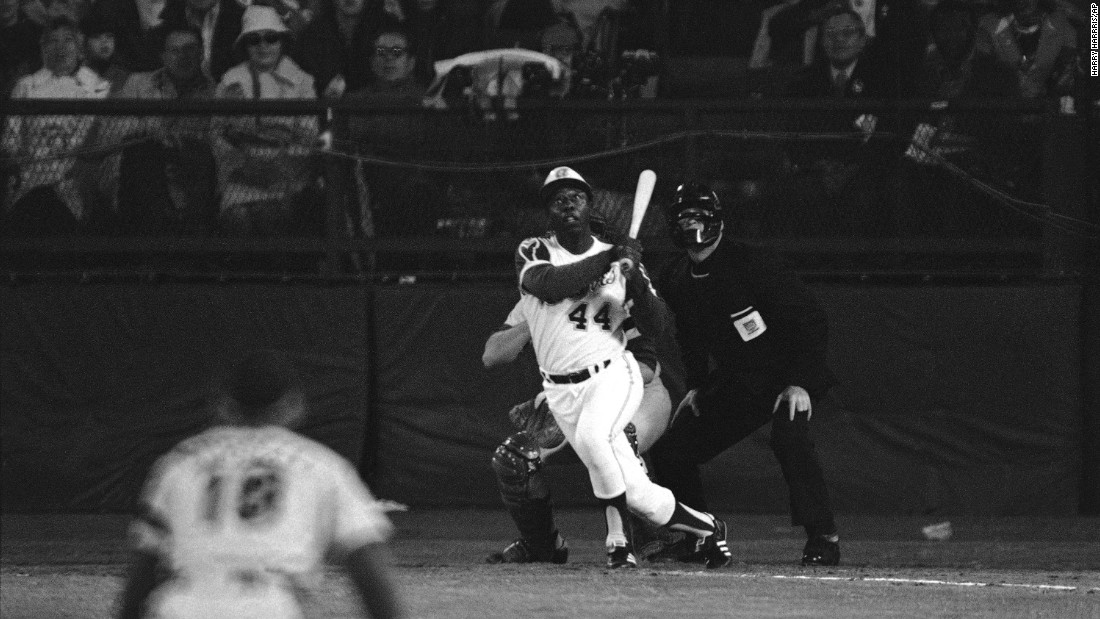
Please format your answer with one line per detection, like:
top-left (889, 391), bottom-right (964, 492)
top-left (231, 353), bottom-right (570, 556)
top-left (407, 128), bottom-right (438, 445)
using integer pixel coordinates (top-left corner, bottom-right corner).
top-left (81, 12), bottom-right (130, 92)
top-left (212, 4), bottom-right (319, 236)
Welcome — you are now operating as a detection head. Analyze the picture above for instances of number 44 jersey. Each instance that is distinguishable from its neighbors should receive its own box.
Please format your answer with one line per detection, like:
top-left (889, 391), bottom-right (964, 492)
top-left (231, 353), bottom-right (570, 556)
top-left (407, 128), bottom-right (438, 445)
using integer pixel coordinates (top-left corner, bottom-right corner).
top-left (515, 234), bottom-right (632, 375)
top-left (131, 425), bottom-right (392, 618)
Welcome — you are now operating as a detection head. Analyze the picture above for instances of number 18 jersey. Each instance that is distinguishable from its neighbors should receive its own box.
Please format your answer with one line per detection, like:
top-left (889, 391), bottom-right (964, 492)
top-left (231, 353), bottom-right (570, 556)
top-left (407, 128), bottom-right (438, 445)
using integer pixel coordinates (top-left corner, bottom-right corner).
top-left (514, 234), bottom-right (630, 375)
top-left (131, 425), bottom-right (392, 617)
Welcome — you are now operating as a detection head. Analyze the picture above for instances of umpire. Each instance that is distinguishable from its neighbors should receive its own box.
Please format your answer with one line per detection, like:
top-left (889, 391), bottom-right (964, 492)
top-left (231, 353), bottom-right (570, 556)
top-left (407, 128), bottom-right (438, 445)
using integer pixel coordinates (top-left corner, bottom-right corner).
top-left (649, 181), bottom-right (840, 566)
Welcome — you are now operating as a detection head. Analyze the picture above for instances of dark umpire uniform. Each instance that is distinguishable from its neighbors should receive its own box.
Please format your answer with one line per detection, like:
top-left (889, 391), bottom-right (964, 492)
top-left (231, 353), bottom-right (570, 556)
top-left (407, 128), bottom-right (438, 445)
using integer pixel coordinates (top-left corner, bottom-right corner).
top-left (649, 182), bottom-right (840, 566)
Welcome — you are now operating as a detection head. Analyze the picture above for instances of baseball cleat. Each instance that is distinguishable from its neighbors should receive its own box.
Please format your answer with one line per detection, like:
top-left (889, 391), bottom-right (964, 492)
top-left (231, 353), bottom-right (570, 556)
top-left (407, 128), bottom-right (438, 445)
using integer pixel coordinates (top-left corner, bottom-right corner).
top-left (698, 518), bottom-right (732, 569)
top-left (638, 529), bottom-right (697, 563)
top-left (801, 536), bottom-right (840, 566)
top-left (486, 532), bottom-right (568, 564)
top-left (606, 544), bottom-right (638, 569)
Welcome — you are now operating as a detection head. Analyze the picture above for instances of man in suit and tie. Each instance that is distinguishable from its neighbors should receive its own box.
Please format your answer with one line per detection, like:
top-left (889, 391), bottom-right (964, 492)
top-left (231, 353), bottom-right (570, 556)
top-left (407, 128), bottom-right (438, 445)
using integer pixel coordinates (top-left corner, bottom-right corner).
top-left (767, 5), bottom-right (897, 237)
top-left (785, 5), bottom-right (886, 99)
top-left (762, 0), bottom-right (924, 91)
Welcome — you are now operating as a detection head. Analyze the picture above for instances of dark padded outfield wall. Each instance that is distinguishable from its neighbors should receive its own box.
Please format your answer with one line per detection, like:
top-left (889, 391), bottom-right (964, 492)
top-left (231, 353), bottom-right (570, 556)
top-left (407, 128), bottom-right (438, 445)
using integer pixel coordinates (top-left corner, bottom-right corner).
top-left (370, 283), bottom-right (1085, 516)
top-left (0, 284), bottom-right (370, 512)
top-left (0, 282), bottom-right (1085, 515)
top-left (697, 284), bottom-right (1084, 516)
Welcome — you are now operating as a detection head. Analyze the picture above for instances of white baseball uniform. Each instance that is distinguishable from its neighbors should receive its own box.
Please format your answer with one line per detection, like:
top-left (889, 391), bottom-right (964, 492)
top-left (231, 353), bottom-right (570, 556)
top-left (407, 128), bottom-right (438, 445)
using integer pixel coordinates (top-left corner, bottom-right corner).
top-left (514, 233), bottom-right (677, 526)
top-left (503, 300), bottom-right (672, 456)
top-left (131, 425), bottom-right (393, 619)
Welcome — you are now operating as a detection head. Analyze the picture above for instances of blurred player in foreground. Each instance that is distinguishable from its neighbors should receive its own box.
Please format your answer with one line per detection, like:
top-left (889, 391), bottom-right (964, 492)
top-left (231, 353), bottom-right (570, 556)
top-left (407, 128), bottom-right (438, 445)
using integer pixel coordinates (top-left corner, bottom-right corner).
top-left (118, 349), bottom-right (405, 619)
top-left (505, 166), bottom-right (731, 569)
top-left (481, 293), bottom-right (675, 567)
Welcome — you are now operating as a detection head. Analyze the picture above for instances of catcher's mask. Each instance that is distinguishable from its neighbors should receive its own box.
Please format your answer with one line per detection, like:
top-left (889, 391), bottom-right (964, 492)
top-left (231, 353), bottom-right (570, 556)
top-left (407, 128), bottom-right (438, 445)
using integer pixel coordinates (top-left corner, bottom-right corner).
top-left (665, 181), bottom-right (723, 249)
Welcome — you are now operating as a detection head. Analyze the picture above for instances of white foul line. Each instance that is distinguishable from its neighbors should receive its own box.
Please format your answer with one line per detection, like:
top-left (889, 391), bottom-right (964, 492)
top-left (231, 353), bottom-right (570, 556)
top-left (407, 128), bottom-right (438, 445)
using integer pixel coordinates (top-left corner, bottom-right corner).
top-left (770, 574), bottom-right (1083, 591)
top-left (662, 571), bottom-right (1095, 592)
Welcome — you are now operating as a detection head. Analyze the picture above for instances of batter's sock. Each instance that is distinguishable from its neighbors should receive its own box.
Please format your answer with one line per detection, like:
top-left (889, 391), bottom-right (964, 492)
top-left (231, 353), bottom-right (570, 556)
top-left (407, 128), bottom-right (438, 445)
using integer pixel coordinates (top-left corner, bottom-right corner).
top-left (665, 502), bottom-right (717, 538)
top-left (600, 493), bottom-right (632, 549)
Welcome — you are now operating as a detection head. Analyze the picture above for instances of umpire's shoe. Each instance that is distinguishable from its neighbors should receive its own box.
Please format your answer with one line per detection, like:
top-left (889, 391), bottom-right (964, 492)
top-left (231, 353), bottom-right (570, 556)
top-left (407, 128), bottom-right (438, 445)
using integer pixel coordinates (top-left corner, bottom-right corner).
top-left (697, 518), bottom-right (732, 569)
top-left (801, 535), bottom-right (840, 566)
top-left (606, 544), bottom-right (637, 569)
top-left (486, 532), bottom-right (569, 564)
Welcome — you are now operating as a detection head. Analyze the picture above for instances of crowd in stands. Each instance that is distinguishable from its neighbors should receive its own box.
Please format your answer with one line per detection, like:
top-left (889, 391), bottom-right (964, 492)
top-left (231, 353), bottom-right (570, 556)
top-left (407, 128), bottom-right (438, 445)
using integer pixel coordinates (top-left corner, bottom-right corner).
top-left (0, 0), bottom-right (1093, 243)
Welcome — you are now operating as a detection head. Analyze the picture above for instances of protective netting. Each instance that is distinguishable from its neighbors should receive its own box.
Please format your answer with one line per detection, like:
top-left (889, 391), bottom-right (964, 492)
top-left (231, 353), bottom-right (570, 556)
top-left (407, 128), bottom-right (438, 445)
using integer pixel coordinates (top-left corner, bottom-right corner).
top-left (3, 100), bottom-right (1096, 272)
top-left (2, 109), bottom-right (323, 237)
top-left (332, 102), bottom-right (1059, 242)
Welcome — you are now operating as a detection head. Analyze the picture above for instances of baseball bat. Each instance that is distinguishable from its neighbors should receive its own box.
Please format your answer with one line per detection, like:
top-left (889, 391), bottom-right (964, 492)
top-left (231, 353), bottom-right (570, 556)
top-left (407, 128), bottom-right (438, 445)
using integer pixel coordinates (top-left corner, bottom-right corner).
top-left (620, 169), bottom-right (657, 272)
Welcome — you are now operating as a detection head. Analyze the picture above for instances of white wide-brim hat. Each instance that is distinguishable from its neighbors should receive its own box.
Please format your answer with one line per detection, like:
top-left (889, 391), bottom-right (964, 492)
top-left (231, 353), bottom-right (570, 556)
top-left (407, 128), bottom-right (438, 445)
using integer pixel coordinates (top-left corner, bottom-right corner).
top-left (234, 5), bottom-right (291, 49)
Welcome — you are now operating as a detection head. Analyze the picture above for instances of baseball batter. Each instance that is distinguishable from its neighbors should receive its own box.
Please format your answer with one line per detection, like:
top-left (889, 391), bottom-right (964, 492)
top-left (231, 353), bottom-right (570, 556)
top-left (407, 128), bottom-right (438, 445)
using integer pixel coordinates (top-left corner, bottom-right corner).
top-left (118, 350), bottom-right (404, 619)
top-left (509, 166), bottom-right (730, 568)
top-left (482, 299), bottom-right (673, 567)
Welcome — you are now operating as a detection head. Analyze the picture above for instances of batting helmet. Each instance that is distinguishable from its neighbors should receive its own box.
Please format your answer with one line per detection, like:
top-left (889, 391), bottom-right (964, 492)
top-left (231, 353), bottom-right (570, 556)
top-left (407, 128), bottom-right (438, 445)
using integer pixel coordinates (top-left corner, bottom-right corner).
top-left (665, 181), bottom-right (723, 249)
top-left (540, 166), bottom-right (592, 205)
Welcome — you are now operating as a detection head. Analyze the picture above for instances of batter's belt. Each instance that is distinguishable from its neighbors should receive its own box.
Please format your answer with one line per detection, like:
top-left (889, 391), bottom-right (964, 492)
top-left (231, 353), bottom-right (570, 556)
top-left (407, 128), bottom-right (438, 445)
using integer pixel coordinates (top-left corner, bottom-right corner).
top-left (540, 359), bottom-right (612, 384)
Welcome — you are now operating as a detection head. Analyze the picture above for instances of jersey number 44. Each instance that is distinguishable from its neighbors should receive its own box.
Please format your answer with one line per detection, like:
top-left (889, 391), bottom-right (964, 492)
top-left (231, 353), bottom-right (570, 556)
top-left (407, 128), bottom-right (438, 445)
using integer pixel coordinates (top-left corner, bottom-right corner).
top-left (568, 301), bottom-right (614, 331)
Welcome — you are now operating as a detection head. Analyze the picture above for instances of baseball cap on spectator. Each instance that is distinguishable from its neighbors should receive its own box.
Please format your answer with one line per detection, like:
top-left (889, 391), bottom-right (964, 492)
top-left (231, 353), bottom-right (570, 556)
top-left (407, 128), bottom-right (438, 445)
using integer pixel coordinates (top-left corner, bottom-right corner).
top-left (233, 5), bottom-right (291, 53)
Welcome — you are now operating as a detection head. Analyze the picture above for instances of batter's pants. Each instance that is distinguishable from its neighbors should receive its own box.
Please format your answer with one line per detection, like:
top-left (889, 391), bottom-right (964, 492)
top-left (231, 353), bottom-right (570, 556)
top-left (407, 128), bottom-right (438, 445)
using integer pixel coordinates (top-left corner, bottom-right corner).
top-left (543, 352), bottom-right (677, 526)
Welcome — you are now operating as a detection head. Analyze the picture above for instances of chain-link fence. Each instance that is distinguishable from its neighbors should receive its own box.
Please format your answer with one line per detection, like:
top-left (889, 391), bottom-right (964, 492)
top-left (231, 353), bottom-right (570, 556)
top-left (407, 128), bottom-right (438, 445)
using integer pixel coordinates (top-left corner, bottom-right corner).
top-left (2, 97), bottom-right (1096, 277)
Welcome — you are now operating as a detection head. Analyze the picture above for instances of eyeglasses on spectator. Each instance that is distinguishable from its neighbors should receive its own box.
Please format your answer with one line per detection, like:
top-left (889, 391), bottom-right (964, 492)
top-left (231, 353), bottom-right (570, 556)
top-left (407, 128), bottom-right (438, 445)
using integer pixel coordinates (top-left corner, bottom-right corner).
top-left (243, 32), bottom-right (283, 46)
top-left (374, 46), bottom-right (408, 59)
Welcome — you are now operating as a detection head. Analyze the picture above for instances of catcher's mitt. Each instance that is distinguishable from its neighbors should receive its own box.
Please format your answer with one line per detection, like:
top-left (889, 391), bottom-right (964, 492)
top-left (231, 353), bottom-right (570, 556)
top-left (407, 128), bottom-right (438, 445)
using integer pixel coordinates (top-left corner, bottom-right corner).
top-left (507, 392), bottom-right (565, 451)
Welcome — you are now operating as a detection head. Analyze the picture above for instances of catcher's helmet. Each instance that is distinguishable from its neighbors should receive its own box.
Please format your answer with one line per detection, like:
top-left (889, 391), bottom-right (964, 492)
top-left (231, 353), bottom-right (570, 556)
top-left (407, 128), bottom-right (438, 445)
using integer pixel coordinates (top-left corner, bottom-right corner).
top-left (665, 181), bottom-right (723, 248)
top-left (540, 166), bottom-right (593, 205)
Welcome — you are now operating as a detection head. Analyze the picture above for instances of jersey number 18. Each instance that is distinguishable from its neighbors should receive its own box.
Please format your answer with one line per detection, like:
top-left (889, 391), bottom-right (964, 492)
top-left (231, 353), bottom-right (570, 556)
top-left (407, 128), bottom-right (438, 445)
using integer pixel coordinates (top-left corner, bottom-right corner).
top-left (202, 459), bottom-right (285, 528)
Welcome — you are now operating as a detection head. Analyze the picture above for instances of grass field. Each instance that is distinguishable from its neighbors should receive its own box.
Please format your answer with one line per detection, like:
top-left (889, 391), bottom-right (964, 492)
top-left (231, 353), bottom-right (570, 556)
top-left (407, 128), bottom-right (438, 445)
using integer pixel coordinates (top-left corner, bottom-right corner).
top-left (3, 510), bottom-right (1099, 618)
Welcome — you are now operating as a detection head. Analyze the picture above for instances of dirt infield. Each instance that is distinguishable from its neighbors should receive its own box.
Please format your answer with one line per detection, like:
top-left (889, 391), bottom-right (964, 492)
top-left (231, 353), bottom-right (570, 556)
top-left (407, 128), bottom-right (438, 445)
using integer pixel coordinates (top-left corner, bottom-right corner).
top-left (3, 510), bottom-right (1099, 618)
